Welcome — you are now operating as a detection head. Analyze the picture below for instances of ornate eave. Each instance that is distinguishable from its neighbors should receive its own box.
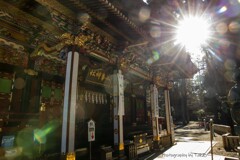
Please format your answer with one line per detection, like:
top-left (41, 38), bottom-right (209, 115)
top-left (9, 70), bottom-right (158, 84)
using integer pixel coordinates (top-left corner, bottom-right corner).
top-left (0, 1), bottom-right (61, 35)
top-left (0, 0), bottom-right (199, 84)
top-left (0, 38), bottom-right (28, 68)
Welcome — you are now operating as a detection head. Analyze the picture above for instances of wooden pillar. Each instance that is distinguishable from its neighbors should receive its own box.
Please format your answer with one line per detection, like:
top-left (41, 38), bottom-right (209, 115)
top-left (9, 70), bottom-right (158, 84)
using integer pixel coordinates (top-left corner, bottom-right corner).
top-left (113, 70), bottom-right (125, 158)
top-left (164, 89), bottom-right (175, 144)
top-left (39, 103), bottom-right (47, 128)
top-left (61, 50), bottom-right (79, 155)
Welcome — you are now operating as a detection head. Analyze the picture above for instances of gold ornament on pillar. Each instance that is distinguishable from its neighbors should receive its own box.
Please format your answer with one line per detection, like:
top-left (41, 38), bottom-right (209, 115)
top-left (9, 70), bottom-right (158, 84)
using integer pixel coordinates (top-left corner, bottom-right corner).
top-left (154, 75), bottom-right (164, 87)
top-left (119, 57), bottom-right (128, 71)
top-left (60, 33), bottom-right (91, 48)
top-left (40, 103), bottom-right (46, 112)
top-left (119, 56), bottom-right (133, 75)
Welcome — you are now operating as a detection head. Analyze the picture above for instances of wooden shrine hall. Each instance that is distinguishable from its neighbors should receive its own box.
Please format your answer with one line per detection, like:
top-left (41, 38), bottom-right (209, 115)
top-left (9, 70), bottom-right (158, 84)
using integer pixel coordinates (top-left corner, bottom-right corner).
top-left (0, 0), bottom-right (199, 159)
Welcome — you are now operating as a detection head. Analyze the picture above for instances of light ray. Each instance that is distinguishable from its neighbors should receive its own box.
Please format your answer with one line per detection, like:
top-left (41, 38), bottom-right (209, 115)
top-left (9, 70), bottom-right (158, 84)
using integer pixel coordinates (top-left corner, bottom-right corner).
top-left (150, 0), bottom-right (232, 66)
top-left (208, 48), bottom-right (223, 62)
top-left (174, 14), bottom-right (212, 60)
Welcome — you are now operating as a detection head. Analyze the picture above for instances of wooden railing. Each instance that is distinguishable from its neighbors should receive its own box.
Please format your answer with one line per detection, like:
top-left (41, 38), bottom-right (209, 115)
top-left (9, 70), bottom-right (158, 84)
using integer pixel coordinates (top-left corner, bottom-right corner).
top-left (213, 124), bottom-right (239, 152)
top-left (213, 124), bottom-right (231, 135)
top-left (222, 133), bottom-right (239, 151)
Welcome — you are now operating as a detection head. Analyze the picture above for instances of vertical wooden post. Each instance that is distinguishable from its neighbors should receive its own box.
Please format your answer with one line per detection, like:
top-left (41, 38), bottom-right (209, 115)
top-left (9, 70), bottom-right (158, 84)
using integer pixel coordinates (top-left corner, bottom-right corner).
top-left (61, 51), bottom-right (79, 157)
top-left (164, 89), bottom-right (174, 144)
top-left (210, 119), bottom-right (213, 160)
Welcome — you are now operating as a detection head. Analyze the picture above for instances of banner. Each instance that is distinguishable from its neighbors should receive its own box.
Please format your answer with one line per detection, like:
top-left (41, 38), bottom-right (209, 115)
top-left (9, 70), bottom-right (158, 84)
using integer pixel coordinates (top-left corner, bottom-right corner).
top-left (118, 72), bottom-right (124, 116)
top-left (151, 84), bottom-right (159, 118)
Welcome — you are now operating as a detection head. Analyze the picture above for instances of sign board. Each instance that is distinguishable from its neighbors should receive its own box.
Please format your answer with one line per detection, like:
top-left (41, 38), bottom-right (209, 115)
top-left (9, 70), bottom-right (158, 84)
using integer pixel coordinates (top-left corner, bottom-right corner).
top-left (85, 68), bottom-right (111, 86)
top-left (88, 120), bottom-right (95, 142)
top-left (1, 135), bottom-right (14, 148)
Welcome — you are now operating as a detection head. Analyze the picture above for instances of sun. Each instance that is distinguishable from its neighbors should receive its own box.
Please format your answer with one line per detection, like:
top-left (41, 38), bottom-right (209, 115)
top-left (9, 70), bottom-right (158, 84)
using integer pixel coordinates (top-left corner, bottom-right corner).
top-left (175, 16), bottom-right (211, 54)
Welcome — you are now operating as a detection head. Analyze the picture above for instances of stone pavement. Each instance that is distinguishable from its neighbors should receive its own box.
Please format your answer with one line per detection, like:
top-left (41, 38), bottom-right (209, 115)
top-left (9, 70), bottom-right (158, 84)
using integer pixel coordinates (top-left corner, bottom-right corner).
top-left (139, 121), bottom-right (239, 160)
top-left (153, 141), bottom-right (222, 160)
top-left (139, 140), bottom-right (233, 160)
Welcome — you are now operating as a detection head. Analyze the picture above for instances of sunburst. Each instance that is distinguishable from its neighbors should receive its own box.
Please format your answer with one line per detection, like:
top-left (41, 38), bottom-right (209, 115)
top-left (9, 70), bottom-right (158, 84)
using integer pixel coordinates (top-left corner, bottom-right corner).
top-left (175, 16), bottom-right (211, 53)
top-left (154, 1), bottom-right (215, 62)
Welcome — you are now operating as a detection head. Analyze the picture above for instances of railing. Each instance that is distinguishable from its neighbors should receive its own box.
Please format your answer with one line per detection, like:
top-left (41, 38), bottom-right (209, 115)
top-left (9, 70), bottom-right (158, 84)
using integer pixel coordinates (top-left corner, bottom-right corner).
top-left (222, 133), bottom-right (239, 151)
top-left (213, 124), bottom-right (231, 135)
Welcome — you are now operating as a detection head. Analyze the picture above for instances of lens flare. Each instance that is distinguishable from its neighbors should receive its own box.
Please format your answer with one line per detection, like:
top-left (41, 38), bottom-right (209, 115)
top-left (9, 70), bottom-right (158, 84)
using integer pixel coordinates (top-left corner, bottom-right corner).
top-left (224, 59), bottom-right (236, 70)
top-left (150, 26), bottom-right (161, 38)
top-left (217, 6), bottom-right (227, 13)
top-left (33, 120), bottom-right (60, 144)
top-left (147, 50), bottom-right (160, 64)
top-left (175, 16), bottom-right (211, 52)
top-left (139, 7), bottom-right (150, 22)
top-left (229, 21), bottom-right (240, 33)
top-left (216, 22), bottom-right (228, 34)
top-left (217, 0), bottom-right (240, 17)
top-left (152, 50), bottom-right (160, 60)
top-left (208, 49), bottom-right (222, 62)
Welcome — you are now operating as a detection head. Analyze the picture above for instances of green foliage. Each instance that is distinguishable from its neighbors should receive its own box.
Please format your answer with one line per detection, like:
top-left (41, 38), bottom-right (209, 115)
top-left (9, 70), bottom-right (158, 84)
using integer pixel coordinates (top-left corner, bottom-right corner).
top-left (194, 109), bottom-right (205, 118)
